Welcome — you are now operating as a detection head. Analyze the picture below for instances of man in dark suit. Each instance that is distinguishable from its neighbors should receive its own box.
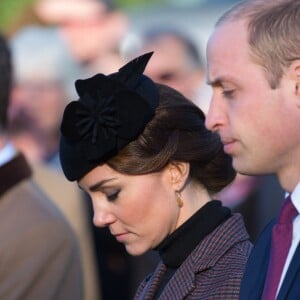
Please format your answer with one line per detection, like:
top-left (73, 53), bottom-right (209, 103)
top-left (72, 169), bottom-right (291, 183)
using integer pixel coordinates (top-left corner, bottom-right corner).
top-left (205, 0), bottom-right (300, 299)
top-left (0, 33), bottom-right (83, 299)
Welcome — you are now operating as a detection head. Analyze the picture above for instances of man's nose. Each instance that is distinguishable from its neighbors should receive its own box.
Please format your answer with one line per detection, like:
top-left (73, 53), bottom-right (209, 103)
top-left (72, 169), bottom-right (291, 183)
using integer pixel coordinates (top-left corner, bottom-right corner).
top-left (205, 95), bottom-right (226, 132)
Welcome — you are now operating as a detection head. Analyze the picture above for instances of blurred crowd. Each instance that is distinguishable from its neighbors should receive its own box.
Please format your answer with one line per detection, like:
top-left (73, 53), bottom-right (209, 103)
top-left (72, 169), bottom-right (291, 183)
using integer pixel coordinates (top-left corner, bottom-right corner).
top-left (0, 0), bottom-right (285, 299)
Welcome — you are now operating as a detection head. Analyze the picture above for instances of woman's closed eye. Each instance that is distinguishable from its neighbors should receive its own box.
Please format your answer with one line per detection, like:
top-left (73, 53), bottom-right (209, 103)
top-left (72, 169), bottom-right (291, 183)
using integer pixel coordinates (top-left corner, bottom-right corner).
top-left (106, 190), bottom-right (121, 201)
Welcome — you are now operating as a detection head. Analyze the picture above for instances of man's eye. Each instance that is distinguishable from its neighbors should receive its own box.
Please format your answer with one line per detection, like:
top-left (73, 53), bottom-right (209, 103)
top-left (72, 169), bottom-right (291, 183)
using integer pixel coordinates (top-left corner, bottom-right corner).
top-left (222, 89), bottom-right (235, 98)
top-left (107, 190), bottom-right (120, 201)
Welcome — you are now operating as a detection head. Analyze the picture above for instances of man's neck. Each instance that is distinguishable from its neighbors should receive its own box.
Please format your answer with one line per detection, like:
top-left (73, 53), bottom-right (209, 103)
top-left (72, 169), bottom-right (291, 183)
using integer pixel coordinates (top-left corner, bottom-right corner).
top-left (278, 165), bottom-right (300, 194)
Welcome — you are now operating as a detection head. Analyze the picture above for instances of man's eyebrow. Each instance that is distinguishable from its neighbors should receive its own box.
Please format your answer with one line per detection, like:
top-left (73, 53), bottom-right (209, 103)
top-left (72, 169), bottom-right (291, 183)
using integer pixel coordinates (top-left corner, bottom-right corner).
top-left (78, 178), bottom-right (117, 192)
top-left (207, 74), bottom-right (238, 87)
top-left (207, 77), bottom-right (223, 87)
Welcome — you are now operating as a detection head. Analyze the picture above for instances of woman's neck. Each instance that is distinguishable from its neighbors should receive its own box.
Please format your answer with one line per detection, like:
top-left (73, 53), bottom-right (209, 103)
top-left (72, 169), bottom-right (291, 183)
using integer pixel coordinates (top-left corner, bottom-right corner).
top-left (176, 182), bottom-right (211, 230)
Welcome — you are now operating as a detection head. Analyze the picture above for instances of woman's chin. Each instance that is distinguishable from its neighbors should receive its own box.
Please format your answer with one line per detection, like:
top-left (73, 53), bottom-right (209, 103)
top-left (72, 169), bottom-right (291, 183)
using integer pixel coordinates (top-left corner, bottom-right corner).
top-left (125, 244), bottom-right (148, 256)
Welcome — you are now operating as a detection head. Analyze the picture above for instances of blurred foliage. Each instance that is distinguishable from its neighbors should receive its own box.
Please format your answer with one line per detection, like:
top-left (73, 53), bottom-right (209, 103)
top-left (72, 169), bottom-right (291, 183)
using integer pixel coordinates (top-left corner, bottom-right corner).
top-left (0, 0), bottom-right (166, 36)
top-left (113, 0), bottom-right (164, 9)
top-left (0, 0), bottom-right (40, 37)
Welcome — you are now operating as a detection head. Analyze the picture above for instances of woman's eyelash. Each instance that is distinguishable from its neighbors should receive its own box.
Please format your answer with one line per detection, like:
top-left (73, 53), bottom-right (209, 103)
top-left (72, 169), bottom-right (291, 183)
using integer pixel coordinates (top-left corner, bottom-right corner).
top-left (107, 190), bottom-right (120, 201)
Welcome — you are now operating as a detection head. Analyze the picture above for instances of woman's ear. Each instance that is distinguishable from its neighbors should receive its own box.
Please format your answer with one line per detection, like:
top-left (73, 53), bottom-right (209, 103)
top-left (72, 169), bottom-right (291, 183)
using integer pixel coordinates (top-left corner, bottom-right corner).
top-left (167, 161), bottom-right (190, 191)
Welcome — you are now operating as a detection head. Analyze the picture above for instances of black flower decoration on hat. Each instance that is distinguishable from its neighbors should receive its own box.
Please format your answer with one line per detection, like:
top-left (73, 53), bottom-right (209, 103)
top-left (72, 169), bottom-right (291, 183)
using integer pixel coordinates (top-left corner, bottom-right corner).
top-left (60, 52), bottom-right (159, 181)
top-left (61, 89), bottom-right (120, 162)
top-left (76, 91), bottom-right (120, 144)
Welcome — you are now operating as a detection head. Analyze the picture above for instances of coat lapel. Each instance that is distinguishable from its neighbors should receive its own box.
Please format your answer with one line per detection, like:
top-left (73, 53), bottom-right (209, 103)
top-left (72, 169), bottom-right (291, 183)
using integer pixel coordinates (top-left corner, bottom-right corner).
top-left (160, 213), bottom-right (249, 299)
top-left (138, 263), bottom-right (166, 300)
top-left (136, 214), bottom-right (250, 299)
top-left (277, 242), bottom-right (300, 300)
top-left (0, 153), bottom-right (32, 197)
top-left (160, 257), bottom-right (197, 299)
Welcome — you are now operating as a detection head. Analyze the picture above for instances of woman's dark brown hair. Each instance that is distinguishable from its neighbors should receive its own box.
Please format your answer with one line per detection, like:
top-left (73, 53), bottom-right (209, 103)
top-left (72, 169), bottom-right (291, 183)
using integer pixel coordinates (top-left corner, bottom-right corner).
top-left (108, 84), bottom-right (236, 194)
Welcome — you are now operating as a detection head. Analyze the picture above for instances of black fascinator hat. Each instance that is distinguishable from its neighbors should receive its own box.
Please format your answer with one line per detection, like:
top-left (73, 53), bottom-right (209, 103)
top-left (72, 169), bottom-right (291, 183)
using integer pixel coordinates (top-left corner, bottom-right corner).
top-left (59, 52), bottom-right (159, 181)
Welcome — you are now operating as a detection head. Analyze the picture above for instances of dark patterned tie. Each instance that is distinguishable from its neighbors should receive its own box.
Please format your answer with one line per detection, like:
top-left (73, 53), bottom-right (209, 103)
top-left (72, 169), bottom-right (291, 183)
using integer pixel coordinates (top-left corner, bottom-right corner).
top-left (262, 195), bottom-right (298, 300)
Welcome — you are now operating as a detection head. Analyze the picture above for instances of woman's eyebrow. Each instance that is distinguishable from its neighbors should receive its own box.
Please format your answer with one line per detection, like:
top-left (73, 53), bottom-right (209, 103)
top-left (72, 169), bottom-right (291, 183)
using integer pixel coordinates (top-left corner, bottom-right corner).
top-left (88, 178), bottom-right (117, 192)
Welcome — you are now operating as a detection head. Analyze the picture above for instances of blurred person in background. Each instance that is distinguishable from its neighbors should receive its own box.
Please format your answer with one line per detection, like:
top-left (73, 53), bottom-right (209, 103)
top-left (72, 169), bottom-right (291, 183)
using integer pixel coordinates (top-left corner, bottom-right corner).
top-left (135, 27), bottom-right (206, 110)
top-left (34, 0), bottom-right (129, 76)
top-left (0, 31), bottom-right (83, 300)
top-left (9, 25), bottom-right (81, 168)
top-left (8, 25), bottom-right (101, 300)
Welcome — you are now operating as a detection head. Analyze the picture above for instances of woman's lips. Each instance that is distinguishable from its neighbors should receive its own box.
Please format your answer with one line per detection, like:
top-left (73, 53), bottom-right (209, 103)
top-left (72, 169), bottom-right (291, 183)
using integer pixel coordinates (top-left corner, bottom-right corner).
top-left (114, 232), bottom-right (129, 242)
top-left (222, 139), bottom-right (236, 154)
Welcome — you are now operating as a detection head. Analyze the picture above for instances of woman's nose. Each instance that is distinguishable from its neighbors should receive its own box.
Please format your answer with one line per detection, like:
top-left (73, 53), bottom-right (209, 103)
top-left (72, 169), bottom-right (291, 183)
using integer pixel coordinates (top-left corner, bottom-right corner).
top-left (93, 208), bottom-right (116, 228)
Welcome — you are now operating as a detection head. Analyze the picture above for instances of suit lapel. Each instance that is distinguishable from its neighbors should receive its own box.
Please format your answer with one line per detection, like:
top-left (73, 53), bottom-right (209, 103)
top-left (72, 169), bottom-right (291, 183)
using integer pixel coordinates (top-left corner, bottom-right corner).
top-left (277, 242), bottom-right (300, 300)
top-left (239, 220), bottom-right (274, 300)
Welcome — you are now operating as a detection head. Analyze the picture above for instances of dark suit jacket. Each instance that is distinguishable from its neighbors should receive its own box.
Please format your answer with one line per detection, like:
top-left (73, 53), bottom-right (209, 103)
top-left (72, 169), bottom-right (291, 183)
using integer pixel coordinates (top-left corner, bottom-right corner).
top-left (0, 153), bottom-right (83, 300)
top-left (135, 213), bottom-right (252, 300)
top-left (239, 218), bottom-right (300, 300)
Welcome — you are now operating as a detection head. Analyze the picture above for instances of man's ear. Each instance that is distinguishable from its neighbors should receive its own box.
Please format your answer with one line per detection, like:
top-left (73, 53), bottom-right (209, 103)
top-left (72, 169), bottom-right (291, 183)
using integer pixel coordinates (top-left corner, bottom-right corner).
top-left (167, 161), bottom-right (190, 191)
top-left (288, 60), bottom-right (300, 97)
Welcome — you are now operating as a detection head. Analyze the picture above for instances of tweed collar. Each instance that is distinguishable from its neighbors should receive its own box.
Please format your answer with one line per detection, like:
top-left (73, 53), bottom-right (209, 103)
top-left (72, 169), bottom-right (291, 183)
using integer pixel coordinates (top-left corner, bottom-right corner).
top-left (156, 200), bottom-right (231, 267)
top-left (138, 213), bottom-right (251, 300)
top-left (189, 213), bottom-right (250, 270)
top-left (0, 152), bottom-right (32, 197)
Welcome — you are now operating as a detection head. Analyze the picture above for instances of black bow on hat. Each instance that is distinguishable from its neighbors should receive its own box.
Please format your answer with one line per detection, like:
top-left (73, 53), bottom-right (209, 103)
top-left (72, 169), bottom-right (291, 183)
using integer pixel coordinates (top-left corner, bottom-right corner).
top-left (59, 52), bottom-right (159, 181)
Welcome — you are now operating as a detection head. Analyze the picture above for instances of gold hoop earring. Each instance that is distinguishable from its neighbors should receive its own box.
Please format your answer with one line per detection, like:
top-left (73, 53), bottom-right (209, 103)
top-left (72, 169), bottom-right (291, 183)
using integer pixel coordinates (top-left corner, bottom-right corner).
top-left (175, 191), bottom-right (183, 208)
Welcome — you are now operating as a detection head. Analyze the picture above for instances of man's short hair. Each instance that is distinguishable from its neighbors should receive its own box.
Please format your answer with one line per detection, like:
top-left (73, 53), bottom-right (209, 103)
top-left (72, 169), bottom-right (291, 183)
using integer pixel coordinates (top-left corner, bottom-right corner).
top-left (217, 0), bottom-right (300, 89)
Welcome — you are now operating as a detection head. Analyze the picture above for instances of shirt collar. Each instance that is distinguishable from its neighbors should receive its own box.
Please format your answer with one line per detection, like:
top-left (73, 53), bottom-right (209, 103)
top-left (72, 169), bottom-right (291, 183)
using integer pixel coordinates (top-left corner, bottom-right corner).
top-left (290, 182), bottom-right (300, 214)
top-left (0, 142), bottom-right (17, 167)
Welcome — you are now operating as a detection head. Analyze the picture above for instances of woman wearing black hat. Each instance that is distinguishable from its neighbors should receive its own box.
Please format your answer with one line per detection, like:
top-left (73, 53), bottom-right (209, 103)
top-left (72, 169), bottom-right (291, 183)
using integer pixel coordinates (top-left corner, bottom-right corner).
top-left (59, 52), bottom-right (252, 299)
